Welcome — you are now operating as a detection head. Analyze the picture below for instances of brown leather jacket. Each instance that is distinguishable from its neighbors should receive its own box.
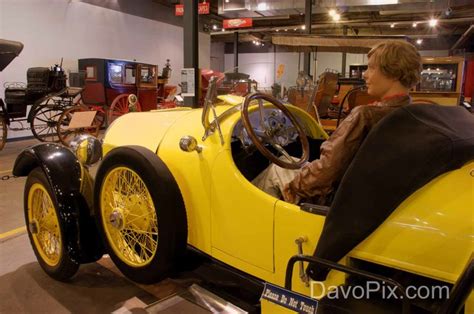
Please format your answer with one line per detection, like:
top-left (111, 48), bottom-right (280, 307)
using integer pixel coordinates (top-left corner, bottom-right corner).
top-left (283, 95), bottom-right (412, 204)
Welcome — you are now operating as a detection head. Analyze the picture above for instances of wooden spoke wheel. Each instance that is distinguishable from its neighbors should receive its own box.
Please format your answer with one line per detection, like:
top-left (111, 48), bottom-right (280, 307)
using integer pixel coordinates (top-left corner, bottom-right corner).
top-left (108, 94), bottom-right (141, 125)
top-left (241, 93), bottom-right (309, 169)
top-left (57, 105), bottom-right (103, 146)
top-left (30, 104), bottom-right (64, 143)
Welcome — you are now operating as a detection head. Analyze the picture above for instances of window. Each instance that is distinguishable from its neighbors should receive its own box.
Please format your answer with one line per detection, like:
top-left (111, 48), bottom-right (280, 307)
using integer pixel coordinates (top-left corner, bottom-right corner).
top-left (140, 66), bottom-right (156, 84)
top-left (109, 64), bottom-right (123, 84)
top-left (85, 66), bottom-right (96, 80)
top-left (125, 66), bottom-right (136, 84)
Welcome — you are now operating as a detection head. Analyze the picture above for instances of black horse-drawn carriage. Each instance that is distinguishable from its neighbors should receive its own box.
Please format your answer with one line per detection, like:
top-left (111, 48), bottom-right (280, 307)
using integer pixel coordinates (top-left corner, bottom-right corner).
top-left (0, 40), bottom-right (160, 150)
top-left (0, 39), bottom-right (85, 150)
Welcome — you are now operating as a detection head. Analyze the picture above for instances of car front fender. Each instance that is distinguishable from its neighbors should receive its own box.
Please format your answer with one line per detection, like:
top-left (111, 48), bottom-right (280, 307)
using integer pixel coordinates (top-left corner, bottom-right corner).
top-left (13, 143), bottom-right (103, 263)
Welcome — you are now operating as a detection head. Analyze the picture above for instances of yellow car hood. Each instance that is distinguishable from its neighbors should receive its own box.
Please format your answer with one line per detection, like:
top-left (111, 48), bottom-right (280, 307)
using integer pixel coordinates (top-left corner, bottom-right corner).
top-left (102, 108), bottom-right (195, 154)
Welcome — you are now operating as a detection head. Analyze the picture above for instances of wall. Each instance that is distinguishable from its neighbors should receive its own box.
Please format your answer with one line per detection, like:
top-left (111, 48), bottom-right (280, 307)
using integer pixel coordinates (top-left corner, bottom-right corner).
top-left (223, 51), bottom-right (357, 88)
top-left (0, 0), bottom-right (210, 139)
top-left (221, 49), bottom-right (449, 89)
top-left (211, 42), bottom-right (225, 72)
top-left (224, 51), bottom-right (302, 90)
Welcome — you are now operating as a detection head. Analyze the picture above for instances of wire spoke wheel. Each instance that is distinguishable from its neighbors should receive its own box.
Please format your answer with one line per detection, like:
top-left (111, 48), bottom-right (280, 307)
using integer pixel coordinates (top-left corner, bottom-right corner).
top-left (27, 183), bottom-right (62, 266)
top-left (94, 146), bottom-right (187, 283)
top-left (100, 167), bottom-right (158, 267)
top-left (108, 94), bottom-right (141, 125)
top-left (57, 105), bottom-right (102, 145)
top-left (24, 168), bottom-right (79, 280)
top-left (0, 116), bottom-right (6, 151)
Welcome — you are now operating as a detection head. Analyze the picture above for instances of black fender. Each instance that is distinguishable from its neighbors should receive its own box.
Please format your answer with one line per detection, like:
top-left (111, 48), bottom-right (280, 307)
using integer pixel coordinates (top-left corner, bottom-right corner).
top-left (13, 143), bottom-right (104, 263)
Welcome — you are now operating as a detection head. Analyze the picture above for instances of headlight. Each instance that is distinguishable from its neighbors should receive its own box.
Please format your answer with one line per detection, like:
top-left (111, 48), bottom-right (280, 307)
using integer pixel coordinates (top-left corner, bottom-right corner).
top-left (69, 134), bottom-right (102, 166)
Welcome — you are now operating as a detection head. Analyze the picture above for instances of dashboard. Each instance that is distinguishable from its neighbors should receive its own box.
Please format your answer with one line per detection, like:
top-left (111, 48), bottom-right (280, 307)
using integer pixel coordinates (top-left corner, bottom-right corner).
top-left (232, 108), bottom-right (299, 148)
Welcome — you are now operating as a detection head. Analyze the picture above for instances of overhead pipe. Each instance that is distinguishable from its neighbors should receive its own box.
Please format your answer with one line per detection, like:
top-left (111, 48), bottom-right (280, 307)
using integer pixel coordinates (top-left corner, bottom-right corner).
top-left (451, 25), bottom-right (474, 50)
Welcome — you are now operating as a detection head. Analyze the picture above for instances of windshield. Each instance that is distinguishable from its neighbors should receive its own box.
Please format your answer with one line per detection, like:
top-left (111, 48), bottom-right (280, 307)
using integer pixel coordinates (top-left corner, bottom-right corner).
top-left (203, 62), bottom-right (318, 103)
top-left (201, 61), bottom-right (339, 128)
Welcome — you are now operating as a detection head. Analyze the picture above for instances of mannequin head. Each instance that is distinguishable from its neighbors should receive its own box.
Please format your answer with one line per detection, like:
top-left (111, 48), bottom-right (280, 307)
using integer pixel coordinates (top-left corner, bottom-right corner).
top-left (364, 41), bottom-right (422, 99)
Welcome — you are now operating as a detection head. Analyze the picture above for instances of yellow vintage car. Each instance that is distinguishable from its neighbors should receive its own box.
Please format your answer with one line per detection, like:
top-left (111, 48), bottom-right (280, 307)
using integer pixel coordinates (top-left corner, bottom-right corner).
top-left (13, 75), bottom-right (474, 313)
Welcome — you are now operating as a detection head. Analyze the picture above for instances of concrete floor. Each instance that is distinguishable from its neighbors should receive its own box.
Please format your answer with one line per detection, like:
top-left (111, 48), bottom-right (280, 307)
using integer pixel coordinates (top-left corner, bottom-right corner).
top-left (0, 138), bottom-right (261, 313)
top-left (0, 139), bottom-right (200, 313)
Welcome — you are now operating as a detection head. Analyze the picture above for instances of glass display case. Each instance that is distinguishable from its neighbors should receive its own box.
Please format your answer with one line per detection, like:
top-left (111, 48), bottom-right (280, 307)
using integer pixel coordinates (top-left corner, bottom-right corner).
top-left (419, 63), bottom-right (458, 92)
top-left (411, 56), bottom-right (465, 106)
top-left (349, 65), bottom-right (368, 79)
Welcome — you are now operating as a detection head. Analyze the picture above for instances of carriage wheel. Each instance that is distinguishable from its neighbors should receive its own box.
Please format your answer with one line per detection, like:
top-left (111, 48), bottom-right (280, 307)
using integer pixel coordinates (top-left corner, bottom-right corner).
top-left (0, 116), bottom-right (7, 151)
top-left (30, 105), bottom-right (64, 143)
top-left (108, 94), bottom-right (141, 125)
top-left (57, 105), bottom-right (103, 146)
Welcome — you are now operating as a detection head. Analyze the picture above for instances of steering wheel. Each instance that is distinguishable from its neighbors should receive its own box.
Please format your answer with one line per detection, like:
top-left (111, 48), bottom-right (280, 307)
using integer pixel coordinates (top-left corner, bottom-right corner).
top-left (241, 93), bottom-right (309, 169)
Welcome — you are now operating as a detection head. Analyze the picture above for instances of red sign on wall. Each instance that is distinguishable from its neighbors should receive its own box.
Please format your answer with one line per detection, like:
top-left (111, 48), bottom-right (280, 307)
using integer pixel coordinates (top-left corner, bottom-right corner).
top-left (175, 3), bottom-right (210, 16)
top-left (175, 4), bottom-right (184, 16)
top-left (199, 2), bottom-right (210, 14)
top-left (223, 18), bottom-right (253, 29)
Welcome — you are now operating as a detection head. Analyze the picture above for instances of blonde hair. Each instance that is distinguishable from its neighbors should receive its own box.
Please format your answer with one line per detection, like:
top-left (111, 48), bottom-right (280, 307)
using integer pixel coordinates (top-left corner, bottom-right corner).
top-left (368, 40), bottom-right (422, 88)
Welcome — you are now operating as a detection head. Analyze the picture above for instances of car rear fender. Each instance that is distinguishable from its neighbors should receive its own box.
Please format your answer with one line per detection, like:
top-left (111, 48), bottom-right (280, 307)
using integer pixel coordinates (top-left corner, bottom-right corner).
top-left (13, 143), bottom-right (103, 263)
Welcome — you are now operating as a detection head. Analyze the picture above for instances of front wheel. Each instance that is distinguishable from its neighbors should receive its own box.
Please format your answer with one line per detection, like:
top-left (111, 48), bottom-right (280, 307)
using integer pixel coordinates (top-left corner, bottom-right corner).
top-left (24, 167), bottom-right (79, 281)
top-left (0, 116), bottom-right (6, 151)
top-left (94, 146), bottom-right (187, 284)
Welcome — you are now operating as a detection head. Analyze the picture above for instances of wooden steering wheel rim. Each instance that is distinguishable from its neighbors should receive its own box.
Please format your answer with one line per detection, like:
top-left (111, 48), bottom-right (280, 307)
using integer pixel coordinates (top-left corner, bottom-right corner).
top-left (241, 93), bottom-right (310, 169)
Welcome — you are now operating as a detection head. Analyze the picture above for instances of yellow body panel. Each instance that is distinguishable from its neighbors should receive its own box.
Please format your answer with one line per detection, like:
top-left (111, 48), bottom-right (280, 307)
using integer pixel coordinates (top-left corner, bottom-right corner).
top-left (102, 108), bottom-right (194, 155)
top-left (102, 101), bottom-right (473, 306)
top-left (350, 162), bottom-right (474, 283)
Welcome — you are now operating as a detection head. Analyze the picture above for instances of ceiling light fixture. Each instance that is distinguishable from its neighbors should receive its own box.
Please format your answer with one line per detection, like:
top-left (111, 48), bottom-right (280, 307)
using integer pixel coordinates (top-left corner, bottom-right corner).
top-left (429, 18), bottom-right (438, 27)
top-left (412, 22), bottom-right (417, 28)
top-left (257, 2), bottom-right (267, 10)
top-left (333, 13), bottom-right (341, 22)
top-left (302, 25), bottom-right (306, 30)
top-left (212, 25), bottom-right (218, 30)
top-left (390, 23), bottom-right (395, 28)
top-left (329, 9), bottom-right (336, 17)
top-left (416, 39), bottom-right (423, 45)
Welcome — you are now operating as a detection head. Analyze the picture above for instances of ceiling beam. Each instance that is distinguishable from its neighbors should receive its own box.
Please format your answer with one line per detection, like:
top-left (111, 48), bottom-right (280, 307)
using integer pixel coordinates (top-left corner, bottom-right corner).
top-left (451, 24), bottom-right (474, 50)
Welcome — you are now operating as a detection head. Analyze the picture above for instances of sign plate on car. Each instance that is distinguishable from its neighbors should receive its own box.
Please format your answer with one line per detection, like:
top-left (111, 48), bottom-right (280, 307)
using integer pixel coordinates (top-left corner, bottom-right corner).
top-left (260, 282), bottom-right (318, 314)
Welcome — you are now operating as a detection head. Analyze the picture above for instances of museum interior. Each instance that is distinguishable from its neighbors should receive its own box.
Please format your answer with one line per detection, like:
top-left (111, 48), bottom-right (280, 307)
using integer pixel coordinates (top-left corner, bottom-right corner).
top-left (0, 0), bottom-right (473, 313)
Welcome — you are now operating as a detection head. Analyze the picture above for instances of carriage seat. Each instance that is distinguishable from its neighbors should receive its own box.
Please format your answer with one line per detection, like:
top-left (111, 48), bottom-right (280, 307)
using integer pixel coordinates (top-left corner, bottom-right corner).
top-left (26, 67), bottom-right (50, 102)
top-left (5, 87), bottom-right (27, 118)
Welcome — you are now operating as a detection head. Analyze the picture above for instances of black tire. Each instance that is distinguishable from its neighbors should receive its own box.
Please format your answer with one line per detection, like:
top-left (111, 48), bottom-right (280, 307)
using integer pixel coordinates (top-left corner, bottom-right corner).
top-left (94, 146), bottom-right (187, 284)
top-left (24, 167), bottom-right (79, 281)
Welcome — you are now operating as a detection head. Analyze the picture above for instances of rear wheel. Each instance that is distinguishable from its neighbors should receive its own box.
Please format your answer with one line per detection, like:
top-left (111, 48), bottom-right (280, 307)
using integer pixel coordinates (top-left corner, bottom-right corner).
top-left (95, 146), bottom-right (187, 284)
top-left (108, 94), bottom-right (141, 125)
top-left (24, 167), bottom-right (79, 280)
top-left (57, 105), bottom-right (102, 145)
top-left (0, 116), bottom-right (6, 151)
top-left (30, 102), bottom-right (64, 142)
